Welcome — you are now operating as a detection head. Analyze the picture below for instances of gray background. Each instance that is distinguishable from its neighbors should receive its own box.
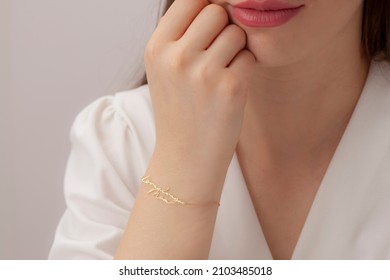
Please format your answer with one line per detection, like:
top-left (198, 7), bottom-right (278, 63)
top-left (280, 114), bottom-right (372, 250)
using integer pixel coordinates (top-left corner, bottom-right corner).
top-left (1, 0), bottom-right (165, 259)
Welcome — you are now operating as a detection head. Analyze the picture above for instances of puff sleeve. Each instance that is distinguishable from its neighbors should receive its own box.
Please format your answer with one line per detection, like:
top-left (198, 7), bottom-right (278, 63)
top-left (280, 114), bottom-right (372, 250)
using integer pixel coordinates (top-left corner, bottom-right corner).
top-left (49, 93), bottom-right (152, 259)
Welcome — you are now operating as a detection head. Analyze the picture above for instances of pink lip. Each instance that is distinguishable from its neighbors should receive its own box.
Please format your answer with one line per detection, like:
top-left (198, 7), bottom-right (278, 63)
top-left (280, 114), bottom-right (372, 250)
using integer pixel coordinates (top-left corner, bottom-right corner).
top-left (231, 0), bottom-right (304, 28)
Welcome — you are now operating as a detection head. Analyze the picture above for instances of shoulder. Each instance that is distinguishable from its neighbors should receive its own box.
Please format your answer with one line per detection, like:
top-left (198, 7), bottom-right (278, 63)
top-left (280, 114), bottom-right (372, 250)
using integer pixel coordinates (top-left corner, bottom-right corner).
top-left (68, 84), bottom-right (156, 196)
top-left (49, 85), bottom-right (155, 259)
top-left (113, 84), bottom-right (155, 134)
top-left (71, 84), bottom-right (155, 142)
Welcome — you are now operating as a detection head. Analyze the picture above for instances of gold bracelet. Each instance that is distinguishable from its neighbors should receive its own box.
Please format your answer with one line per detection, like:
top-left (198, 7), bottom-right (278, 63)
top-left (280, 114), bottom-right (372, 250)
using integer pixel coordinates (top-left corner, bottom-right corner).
top-left (141, 175), bottom-right (220, 207)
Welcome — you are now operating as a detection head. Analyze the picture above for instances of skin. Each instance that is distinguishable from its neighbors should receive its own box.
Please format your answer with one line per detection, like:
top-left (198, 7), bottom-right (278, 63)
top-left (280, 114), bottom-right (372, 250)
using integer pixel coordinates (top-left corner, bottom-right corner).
top-left (115, 0), bottom-right (369, 259)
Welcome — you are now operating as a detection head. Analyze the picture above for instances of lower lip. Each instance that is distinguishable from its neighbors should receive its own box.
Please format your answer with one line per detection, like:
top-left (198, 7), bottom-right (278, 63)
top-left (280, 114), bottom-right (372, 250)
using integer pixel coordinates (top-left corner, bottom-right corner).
top-left (231, 6), bottom-right (303, 28)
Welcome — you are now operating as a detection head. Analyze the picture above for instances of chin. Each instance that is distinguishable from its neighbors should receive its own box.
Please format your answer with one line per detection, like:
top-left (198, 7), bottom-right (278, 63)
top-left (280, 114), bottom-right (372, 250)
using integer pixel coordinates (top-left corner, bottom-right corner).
top-left (246, 33), bottom-right (305, 68)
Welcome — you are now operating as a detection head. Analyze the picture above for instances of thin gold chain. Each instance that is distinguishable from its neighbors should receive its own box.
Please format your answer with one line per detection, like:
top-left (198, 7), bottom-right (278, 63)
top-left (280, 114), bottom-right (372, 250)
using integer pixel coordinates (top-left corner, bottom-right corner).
top-left (141, 175), bottom-right (220, 207)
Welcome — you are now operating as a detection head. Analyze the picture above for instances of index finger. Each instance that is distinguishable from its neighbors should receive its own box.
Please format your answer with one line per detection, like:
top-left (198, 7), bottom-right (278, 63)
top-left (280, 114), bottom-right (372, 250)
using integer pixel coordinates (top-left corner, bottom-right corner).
top-left (153, 0), bottom-right (210, 43)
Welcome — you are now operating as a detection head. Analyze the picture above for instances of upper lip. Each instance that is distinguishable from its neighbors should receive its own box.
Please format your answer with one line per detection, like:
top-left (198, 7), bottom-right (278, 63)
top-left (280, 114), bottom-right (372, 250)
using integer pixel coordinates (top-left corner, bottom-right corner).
top-left (232, 0), bottom-right (303, 11)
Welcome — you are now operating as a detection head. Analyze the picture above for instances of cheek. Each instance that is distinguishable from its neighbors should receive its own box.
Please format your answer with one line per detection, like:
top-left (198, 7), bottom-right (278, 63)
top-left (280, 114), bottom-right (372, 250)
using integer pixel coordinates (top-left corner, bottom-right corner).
top-left (242, 0), bottom-right (364, 66)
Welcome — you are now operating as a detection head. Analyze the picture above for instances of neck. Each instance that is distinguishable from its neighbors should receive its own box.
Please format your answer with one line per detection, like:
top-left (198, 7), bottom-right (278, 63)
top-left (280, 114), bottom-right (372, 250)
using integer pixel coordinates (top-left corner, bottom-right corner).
top-left (239, 27), bottom-right (370, 169)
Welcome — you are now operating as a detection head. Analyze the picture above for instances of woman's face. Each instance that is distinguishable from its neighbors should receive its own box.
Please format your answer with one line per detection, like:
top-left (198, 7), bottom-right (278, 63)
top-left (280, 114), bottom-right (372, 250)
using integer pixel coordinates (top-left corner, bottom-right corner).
top-left (210, 0), bottom-right (365, 67)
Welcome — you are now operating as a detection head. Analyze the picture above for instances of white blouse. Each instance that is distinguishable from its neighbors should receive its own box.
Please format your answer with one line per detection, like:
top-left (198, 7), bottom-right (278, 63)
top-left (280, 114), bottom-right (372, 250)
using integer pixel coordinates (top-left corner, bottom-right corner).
top-left (49, 61), bottom-right (390, 259)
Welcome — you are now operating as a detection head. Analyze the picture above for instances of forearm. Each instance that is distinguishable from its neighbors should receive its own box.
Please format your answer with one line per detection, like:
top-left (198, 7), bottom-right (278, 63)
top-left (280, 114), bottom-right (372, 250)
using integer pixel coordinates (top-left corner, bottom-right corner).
top-left (114, 0), bottom-right (255, 259)
top-left (114, 154), bottom-right (228, 260)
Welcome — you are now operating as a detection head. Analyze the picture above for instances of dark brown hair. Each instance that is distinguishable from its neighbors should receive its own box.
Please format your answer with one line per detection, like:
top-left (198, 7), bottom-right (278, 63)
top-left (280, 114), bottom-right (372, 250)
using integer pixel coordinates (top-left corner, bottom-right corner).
top-left (165, 0), bottom-right (174, 10)
top-left (362, 0), bottom-right (390, 62)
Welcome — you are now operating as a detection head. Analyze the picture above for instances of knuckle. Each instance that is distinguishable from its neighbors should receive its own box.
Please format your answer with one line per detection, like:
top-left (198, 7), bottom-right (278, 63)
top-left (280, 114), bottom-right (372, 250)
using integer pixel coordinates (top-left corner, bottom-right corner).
top-left (197, 0), bottom-right (210, 7)
top-left (168, 47), bottom-right (191, 72)
top-left (239, 50), bottom-right (257, 66)
top-left (144, 40), bottom-right (162, 63)
top-left (229, 24), bottom-right (246, 41)
top-left (219, 76), bottom-right (244, 97)
top-left (223, 25), bottom-right (246, 49)
top-left (237, 49), bottom-right (251, 59)
top-left (206, 4), bottom-right (228, 23)
top-left (192, 64), bottom-right (214, 83)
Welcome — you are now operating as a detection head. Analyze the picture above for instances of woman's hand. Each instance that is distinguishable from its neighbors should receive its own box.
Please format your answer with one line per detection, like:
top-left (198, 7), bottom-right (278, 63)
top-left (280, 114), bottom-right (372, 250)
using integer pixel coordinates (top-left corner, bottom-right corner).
top-left (145, 0), bottom-right (256, 175)
top-left (115, 1), bottom-right (257, 259)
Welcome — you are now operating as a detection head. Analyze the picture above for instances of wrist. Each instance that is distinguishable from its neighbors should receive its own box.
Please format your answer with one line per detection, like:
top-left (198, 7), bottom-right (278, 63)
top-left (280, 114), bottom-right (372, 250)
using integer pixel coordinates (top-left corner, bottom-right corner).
top-left (144, 152), bottom-right (230, 203)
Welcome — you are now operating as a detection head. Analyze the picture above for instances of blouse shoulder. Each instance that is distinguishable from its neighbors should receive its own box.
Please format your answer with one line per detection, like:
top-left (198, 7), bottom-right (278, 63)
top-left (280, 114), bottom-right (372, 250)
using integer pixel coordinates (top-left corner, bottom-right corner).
top-left (67, 83), bottom-right (156, 200)
top-left (70, 85), bottom-right (154, 143)
top-left (49, 85), bottom-right (155, 259)
top-left (112, 84), bottom-right (155, 130)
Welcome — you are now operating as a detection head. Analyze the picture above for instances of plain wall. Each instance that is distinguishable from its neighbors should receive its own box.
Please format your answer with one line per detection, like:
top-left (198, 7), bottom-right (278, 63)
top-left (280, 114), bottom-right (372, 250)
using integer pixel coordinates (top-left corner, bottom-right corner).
top-left (1, 0), bottom-right (163, 259)
top-left (1, 0), bottom-right (12, 259)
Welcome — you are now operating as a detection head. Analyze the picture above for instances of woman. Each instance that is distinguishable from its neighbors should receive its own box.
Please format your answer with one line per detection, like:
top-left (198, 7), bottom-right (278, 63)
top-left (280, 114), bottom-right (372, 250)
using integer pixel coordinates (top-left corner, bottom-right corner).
top-left (49, 0), bottom-right (390, 259)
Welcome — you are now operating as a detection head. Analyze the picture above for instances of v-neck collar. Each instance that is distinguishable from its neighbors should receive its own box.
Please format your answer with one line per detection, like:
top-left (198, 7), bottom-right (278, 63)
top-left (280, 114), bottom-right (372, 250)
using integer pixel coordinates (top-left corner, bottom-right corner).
top-left (209, 61), bottom-right (390, 260)
top-left (209, 151), bottom-right (272, 259)
top-left (292, 61), bottom-right (390, 259)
